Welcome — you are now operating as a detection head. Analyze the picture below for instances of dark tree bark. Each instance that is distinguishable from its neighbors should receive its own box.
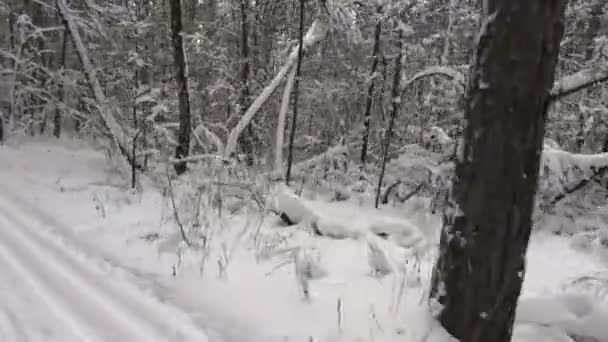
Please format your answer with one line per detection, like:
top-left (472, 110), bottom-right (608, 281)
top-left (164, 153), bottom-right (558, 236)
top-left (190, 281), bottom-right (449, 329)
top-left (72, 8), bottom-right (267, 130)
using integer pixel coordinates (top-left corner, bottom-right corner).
top-left (374, 28), bottom-right (403, 209)
top-left (169, 0), bottom-right (193, 175)
top-left (0, 110), bottom-right (3, 143)
top-left (360, 16), bottom-right (382, 164)
top-left (429, 2), bottom-right (568, 342)
top-left (285, 0), bottom-right (305, 185)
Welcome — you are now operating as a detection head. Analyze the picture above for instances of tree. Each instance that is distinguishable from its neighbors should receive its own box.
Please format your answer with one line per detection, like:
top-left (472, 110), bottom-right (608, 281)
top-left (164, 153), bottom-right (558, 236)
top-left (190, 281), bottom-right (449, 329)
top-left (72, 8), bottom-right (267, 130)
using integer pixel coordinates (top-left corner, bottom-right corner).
top-left (375, 27), bottom-right (403, 209)
top-left (360, 9), bottom-right (382, 164)
top-left (169, 0), bottom-right (192, 175)
top-left (429, 2), bottom-right (568, 342)
top-left (285, 0), bottom-right (306, 185)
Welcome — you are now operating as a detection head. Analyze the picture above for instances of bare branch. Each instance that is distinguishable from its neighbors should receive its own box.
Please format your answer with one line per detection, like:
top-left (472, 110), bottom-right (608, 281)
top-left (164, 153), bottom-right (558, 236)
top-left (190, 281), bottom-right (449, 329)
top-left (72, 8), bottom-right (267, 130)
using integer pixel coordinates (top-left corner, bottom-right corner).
top-left (550, 66), bottom-right (608, 101)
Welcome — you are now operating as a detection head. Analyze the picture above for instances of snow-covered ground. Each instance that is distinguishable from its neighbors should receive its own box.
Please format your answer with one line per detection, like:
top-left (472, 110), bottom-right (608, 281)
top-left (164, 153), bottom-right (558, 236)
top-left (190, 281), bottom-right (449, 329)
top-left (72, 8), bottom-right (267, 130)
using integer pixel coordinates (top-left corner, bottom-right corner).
top-left (0, 138), bottom-right (607, 342)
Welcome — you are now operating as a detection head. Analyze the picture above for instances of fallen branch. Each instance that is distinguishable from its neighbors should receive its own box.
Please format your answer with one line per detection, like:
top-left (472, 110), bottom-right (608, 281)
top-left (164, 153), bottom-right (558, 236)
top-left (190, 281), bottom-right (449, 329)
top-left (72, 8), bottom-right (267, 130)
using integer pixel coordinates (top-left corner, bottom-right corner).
top-left (381, 181), bottom-right (425, 205)
top-left (548, 165), bottom-right (608, 207)
top-left (550, 66), bottom-right (608, 101)
top-left (381, 180), bottom-right (401, 205)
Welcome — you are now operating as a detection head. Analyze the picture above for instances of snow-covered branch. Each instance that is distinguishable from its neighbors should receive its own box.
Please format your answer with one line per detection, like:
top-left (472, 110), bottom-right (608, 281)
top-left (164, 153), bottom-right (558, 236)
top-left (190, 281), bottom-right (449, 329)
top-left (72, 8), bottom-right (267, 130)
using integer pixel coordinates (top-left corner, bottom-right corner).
top-left (550, 66), bottom-right (608, 101)
top-left (57, 0), bottom-right (131, 173)
top-left (400, 66), bottom-right (465, 98)
top-left (224, 17), bottom-right (329, 159)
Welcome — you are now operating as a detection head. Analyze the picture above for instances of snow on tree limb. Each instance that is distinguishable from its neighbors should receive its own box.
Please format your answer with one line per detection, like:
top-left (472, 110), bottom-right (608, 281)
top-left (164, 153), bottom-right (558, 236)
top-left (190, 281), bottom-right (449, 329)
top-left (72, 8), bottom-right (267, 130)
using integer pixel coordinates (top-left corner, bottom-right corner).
top-left (398, 65), bottom-right (608, 105)
top-left (224, 17), bottom-right (329, 159)
top-left (56, 0), bottom-right (131, 175)
top-left (550, 65), bottom-right (608, 101)
top-left (400, 66), bottom-right (465, 97)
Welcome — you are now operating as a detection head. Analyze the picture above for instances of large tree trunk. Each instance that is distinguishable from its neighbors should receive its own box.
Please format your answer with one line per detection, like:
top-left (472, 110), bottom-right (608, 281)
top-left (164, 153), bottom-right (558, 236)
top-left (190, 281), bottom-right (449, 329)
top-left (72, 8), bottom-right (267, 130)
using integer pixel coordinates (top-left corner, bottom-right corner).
top-left (169, 0), bottom-right (193, 175)
top-left (360, 18), bottom-right (382, 164)
top-left (429, 2), bottom-right (568, 342)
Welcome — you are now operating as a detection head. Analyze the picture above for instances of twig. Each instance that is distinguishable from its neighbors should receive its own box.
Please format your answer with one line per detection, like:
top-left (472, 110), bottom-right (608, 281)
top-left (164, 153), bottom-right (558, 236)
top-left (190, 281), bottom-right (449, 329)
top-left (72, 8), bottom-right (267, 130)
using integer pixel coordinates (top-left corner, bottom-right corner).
top-left (548, 165), bottom-right (608, 207)
top-left (166, 172), bottom-right (192, 247)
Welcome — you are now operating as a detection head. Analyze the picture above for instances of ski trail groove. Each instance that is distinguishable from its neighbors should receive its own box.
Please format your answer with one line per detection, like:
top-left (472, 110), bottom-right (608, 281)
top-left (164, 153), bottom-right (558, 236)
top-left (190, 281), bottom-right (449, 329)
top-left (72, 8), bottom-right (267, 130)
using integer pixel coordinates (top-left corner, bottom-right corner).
top-left (0, 198), bottom-right (209, 342)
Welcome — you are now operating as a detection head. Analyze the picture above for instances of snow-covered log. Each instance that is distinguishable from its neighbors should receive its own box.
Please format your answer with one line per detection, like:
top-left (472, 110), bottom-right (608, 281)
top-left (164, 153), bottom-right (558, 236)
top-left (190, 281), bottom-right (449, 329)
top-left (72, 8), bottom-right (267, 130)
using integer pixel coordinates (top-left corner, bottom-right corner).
top-left (56, 0), bottom-right (131, 175)
top-left (224, 17), bottom-right (329, 159)
top-left (267, 184), bottom-right (319, 226)
top-left (539, 144), bottom-right (608, 208)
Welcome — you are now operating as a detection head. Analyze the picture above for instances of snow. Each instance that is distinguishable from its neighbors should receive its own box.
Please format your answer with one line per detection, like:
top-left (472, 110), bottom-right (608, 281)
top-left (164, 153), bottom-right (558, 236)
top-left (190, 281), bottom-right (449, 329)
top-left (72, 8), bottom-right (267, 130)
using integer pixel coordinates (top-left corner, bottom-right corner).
top-left (1, 138), bottom-right (608, 342)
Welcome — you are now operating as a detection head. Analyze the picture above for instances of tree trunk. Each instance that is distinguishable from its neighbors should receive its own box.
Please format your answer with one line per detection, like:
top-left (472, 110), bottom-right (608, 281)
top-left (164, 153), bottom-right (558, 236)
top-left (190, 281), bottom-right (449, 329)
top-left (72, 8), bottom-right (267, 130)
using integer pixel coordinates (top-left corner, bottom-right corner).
top-left (360, 18), bottom-right (382, 164)
top-left (285, 0), bottom-right (306, 185)
top-left (54, 23), bottom-right (70, 138)
top-left (238, 0), bottom-right (254, 166)
top-left (169, 0), bottom-right (192, 175)
top-left (275, 67), bottom-right (297, 171)
top-left (429, 2), bottom-right (568, 342)
top-left (375, 28), bottom-right (403, 209)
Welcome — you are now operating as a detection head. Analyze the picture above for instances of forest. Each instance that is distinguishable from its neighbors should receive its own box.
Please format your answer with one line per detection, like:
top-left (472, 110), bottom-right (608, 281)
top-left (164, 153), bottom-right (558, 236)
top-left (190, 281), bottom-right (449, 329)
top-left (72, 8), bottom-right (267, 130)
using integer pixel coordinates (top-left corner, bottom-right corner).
top-left (1, 0), bottom-right (608, 342)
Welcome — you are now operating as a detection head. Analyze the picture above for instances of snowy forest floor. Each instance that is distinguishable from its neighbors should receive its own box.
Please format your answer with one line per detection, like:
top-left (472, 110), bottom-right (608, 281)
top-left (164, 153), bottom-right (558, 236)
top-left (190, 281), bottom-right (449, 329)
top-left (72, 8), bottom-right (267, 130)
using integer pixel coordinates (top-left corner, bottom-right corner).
top-left (1, 137), bottom-right (608, 342)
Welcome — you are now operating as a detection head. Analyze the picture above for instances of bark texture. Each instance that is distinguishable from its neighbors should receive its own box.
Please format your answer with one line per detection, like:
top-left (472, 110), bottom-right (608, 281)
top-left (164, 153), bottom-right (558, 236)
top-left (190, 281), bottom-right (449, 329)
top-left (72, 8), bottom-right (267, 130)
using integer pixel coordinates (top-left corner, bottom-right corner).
top-left (285, 0), bottom-right (306, 185)
top-left (169, 0), bottom-right (192, 175)
top-left (360, 19), bottom-right (382, 164)
top-left (430, 2), bottom-right (568, 342)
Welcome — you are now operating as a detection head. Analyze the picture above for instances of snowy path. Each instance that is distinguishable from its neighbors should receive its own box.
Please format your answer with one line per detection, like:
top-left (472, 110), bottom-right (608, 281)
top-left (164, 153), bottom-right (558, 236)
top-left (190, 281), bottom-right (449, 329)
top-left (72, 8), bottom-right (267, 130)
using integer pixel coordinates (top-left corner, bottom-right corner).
top-left (0, 194), bottom-right (209, 342)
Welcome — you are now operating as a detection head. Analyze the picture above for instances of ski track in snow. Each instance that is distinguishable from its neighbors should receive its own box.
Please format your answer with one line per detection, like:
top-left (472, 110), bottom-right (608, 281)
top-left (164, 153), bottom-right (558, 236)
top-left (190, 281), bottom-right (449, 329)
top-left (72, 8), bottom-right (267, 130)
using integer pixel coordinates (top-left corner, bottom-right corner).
top-left (0, 193), bottom-right (209, 342)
